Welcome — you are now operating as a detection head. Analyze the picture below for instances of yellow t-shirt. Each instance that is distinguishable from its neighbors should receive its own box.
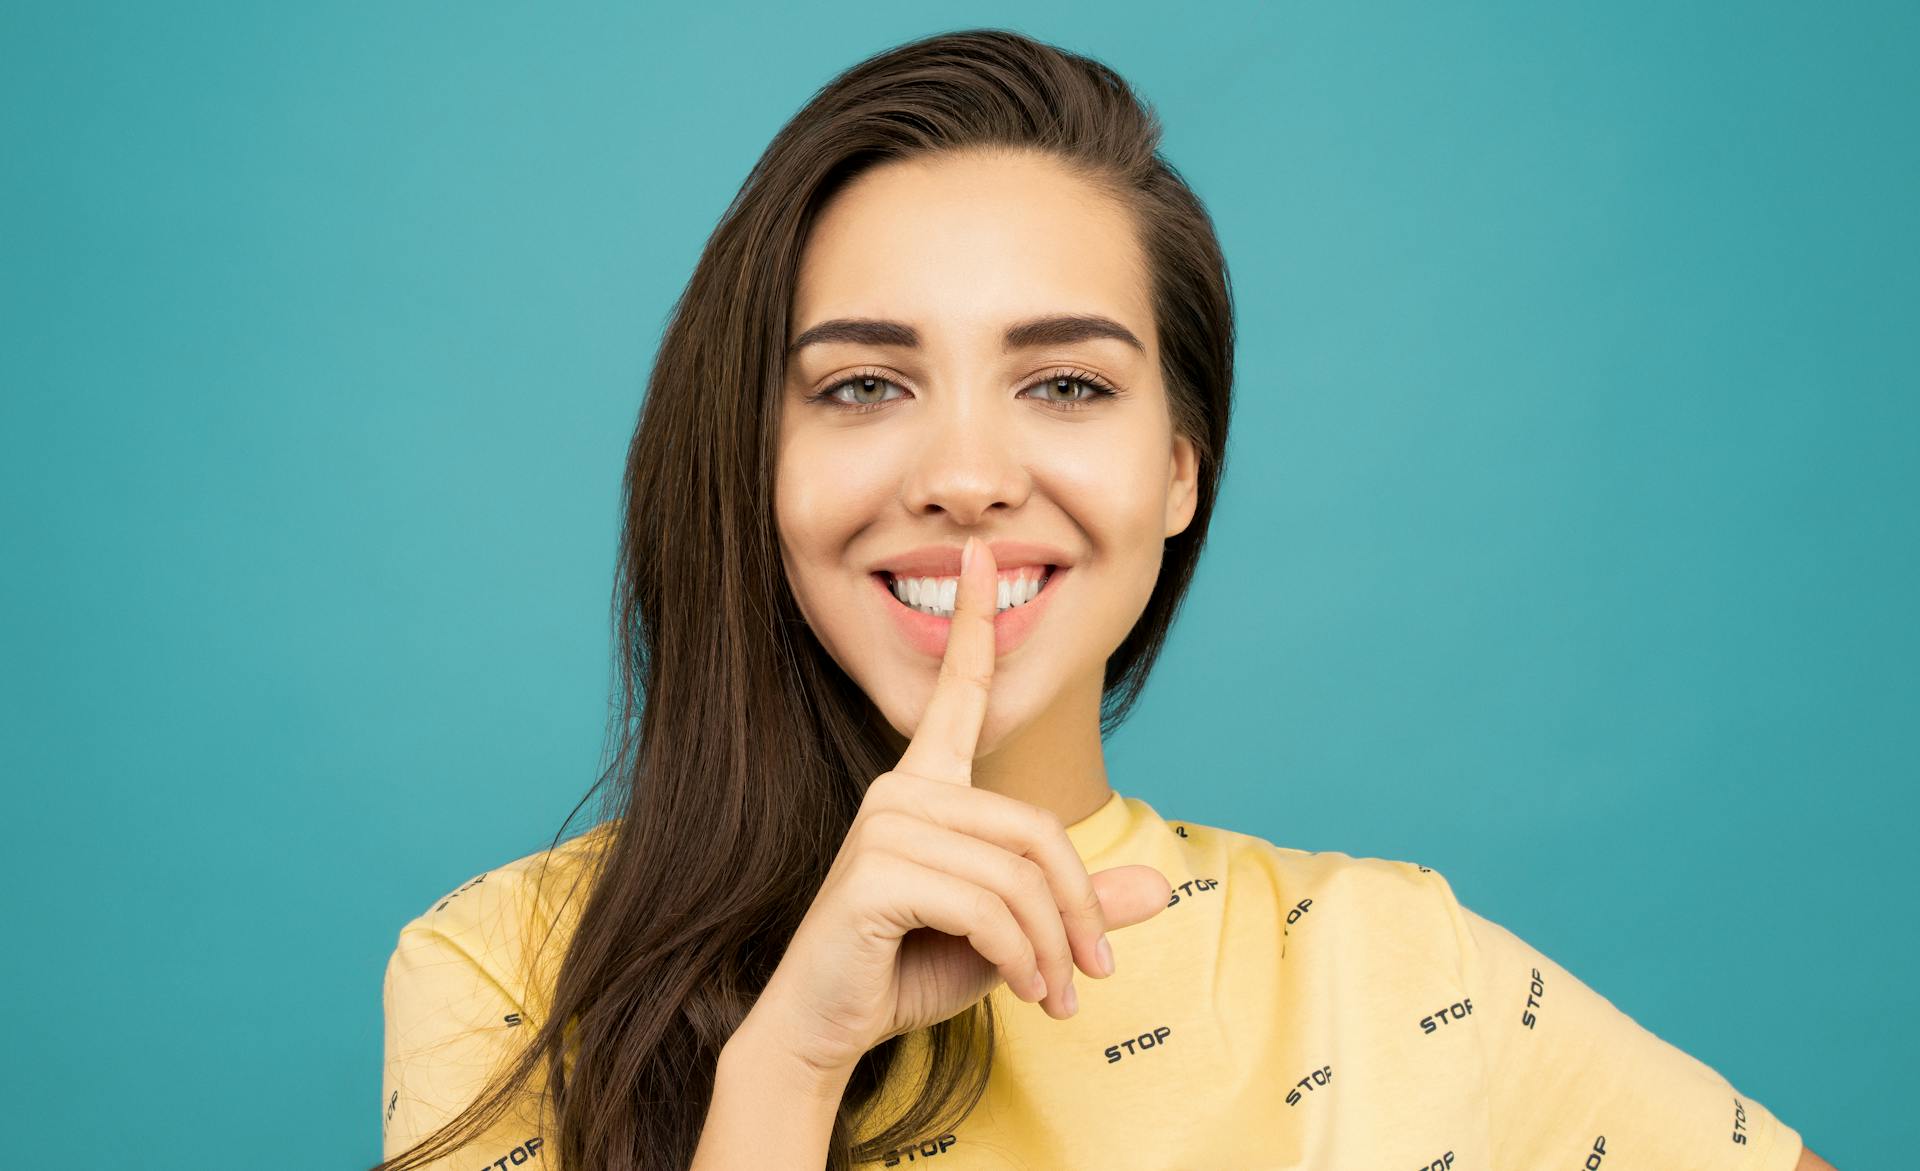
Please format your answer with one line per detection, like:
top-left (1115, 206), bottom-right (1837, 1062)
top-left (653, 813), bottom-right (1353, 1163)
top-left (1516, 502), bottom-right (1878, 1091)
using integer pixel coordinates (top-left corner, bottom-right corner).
top-left (381, 791), bottom-right (1804, 1170)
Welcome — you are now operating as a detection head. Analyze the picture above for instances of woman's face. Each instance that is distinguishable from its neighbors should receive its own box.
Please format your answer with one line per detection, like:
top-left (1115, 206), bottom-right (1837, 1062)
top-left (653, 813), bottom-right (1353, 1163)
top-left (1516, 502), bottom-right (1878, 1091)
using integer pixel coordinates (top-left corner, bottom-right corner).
top-left (775, 148), bottom-right (1198, 758)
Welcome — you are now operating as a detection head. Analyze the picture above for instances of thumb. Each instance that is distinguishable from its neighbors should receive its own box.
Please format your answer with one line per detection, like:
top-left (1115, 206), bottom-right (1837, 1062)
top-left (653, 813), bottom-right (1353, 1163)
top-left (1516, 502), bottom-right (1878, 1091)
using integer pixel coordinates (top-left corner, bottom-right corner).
top-left (1090, 864), bottom-right (1175, 931)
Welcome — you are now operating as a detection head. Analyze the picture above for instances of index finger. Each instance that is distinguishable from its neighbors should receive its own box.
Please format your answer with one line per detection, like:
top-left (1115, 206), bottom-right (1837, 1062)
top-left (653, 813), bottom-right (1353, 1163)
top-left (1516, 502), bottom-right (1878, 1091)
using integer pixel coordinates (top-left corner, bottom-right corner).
top-left (895, 535), bottom-right (997, 785)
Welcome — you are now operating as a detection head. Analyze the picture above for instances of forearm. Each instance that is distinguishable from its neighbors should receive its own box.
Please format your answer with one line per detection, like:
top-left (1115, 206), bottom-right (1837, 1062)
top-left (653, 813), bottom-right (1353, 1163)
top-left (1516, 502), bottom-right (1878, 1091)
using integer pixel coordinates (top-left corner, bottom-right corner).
top-left (691, 1012), bottom-right (854, 1171)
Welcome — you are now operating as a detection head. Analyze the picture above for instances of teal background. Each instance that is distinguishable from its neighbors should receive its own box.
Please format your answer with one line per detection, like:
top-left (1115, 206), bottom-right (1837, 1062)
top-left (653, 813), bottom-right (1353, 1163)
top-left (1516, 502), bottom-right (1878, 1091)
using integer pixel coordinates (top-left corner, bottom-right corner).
top-left (2, 3), bottom-right (1908, 1167)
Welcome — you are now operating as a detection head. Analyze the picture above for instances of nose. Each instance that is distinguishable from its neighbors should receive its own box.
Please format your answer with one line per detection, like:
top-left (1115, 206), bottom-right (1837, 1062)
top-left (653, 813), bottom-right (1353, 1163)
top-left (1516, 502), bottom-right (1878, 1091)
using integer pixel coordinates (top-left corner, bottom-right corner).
top-left (898, 389), bottom-right (1033, 525)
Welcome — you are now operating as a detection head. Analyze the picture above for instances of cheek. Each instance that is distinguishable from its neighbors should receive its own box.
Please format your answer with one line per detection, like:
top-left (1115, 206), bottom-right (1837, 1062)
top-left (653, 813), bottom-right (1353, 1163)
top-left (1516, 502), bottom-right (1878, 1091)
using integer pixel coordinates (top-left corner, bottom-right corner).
top-left (1044, 438), bottom-right (1170, 548)
top-left (775, 434), bottom-right (892, 646)
top-left (1036, 444), bottom-right (1170, 638)
top-left (777, 436), bottom-right (888, 557)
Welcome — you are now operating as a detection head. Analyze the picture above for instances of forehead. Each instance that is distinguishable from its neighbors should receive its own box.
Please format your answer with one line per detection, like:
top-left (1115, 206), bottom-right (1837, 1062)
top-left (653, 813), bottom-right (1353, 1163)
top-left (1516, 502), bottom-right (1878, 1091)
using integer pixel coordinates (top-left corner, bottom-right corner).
top-left (790, 150), bottom-right (1153, 355)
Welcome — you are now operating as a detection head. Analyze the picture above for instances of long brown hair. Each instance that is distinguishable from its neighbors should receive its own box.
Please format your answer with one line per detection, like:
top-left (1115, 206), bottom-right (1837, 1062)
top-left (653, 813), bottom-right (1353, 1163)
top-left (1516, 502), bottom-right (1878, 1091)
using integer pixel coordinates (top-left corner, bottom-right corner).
top-left (374, 26), bottom-right (1235, 1171)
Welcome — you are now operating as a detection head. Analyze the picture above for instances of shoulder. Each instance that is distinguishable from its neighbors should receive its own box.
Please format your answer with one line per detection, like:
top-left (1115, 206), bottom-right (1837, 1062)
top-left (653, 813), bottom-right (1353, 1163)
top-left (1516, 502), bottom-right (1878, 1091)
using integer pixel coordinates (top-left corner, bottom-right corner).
top-left (401, 820), bottom-right (616, 936)
top-left (387, 821), bottom-right (618, 1009)
top-left (1155, 807), bottom-right (1441, 894)
top-left (1149, 806), bottom-right (1460, 944)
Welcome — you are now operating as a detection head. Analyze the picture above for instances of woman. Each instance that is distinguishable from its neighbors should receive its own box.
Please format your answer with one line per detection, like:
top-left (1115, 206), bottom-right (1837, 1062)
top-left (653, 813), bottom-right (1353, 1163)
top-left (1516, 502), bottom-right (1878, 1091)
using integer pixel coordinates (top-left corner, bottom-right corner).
top-left (376, 28), bottom-right (1828, 1171)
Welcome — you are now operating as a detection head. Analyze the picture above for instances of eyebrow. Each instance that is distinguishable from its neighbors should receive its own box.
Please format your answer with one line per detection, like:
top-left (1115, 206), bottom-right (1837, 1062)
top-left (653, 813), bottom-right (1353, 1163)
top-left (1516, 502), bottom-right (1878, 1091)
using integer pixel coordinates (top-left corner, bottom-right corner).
top-left (785, 313), bottom-right (1146, 358)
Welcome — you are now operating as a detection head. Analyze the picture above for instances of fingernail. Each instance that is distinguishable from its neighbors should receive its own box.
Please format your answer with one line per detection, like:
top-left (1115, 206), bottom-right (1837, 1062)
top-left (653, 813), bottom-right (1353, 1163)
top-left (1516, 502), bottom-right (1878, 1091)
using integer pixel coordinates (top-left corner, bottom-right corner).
top-left (1095, 935), bottom-right (1115, 978)
top-left (961, 536), bottom-right (975, 573)
top-left (1062, 982), bottom-right (1079, 1016)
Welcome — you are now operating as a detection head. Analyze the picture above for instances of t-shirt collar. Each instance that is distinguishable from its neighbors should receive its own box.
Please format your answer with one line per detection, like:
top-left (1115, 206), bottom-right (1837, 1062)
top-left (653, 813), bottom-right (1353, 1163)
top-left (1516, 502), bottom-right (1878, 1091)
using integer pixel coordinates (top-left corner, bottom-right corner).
top-left (1064, 788), bottom-right (1131, 861)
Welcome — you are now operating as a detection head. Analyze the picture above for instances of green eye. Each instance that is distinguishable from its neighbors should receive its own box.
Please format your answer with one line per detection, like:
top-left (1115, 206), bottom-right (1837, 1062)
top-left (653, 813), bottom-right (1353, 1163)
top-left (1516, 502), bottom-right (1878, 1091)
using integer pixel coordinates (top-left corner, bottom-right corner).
top-left (1027, 375), bottom-right (1116, 406)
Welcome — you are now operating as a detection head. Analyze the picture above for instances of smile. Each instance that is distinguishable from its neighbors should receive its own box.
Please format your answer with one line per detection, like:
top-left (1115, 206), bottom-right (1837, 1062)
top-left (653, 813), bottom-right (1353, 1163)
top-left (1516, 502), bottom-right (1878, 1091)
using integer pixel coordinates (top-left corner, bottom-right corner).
top-left (881, 565), bottom-right (1056, 618)
top-left (869, 565), bottom-right (1068, 658)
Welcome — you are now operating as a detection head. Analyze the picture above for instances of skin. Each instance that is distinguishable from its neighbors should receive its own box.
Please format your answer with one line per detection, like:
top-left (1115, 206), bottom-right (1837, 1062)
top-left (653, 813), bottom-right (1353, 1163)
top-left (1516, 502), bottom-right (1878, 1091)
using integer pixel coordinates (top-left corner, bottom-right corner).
top-left (775, 146), bottom-right (1198, 830)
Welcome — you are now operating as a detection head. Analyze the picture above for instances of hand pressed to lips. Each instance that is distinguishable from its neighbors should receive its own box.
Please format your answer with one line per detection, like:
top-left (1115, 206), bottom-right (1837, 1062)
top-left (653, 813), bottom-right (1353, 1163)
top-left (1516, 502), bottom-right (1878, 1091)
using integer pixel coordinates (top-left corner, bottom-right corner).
top-left (749, 534), bottom-right (1172, 1080)
top-left (890, 536), bottom-right (1171, 1015)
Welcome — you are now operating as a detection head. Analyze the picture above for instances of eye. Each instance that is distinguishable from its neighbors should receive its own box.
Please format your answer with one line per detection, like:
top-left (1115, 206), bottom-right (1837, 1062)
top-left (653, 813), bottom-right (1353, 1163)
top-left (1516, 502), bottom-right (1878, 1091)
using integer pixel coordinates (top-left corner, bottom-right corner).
top-left (1021, 369), bottom-right (1121, 411)
top-left (808, 372), bottom-right (907, 412)
top-left (806, 367), bottom-right (1123, 415)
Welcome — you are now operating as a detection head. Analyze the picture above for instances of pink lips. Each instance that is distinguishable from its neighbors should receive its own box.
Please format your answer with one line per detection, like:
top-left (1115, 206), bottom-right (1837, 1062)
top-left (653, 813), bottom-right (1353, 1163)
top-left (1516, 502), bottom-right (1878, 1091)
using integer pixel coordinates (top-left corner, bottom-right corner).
top-left (872, 566), bottom-right (1067, 659)
top-left (870, 540), bottom-right (1073, 578)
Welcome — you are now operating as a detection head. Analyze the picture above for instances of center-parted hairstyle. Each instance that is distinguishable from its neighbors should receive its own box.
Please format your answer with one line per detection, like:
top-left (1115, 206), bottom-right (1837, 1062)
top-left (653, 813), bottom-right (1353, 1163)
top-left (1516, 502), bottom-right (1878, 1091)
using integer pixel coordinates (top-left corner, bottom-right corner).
top-left (374, 27), bottom-right (1234, 1171)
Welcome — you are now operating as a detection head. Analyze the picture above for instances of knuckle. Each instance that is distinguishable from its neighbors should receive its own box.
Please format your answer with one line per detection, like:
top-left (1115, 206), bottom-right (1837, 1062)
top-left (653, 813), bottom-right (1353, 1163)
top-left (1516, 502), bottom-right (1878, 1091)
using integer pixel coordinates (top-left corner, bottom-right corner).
top-left (862, 807), bottom-right (910, 839)
top-left (839, 849), bottom-right (882, 890)
top-left (866, 770), bottom-right (907, 803)
top-left (1015, 855), bottom-right (1050, 899)
top-left (862, 843), bottom-right (904, 875)
top-left (1010, 936), bottom-right (1038, 975)
top-left (1080, 880), bottom-right (1106, 918)
top-left (1042, 935), bottom-right (1073, 975)
top-left (882, 773), bottom-right (939, 822)
top-left (970, 884), bottom-right (1005, 926)
top-left (1003, 853), bottom-right (1046, 899)
top-left (882, 769), bottom-right (935, 804)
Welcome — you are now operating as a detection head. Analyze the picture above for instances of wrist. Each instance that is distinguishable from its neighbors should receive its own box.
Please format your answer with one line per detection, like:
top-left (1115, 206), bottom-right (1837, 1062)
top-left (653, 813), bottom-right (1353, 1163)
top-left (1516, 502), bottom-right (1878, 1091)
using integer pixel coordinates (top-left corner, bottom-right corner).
top-left (694, 999), bottom-right (852, 1170)
top-left (723, 1002), bottom-right (857, 1104)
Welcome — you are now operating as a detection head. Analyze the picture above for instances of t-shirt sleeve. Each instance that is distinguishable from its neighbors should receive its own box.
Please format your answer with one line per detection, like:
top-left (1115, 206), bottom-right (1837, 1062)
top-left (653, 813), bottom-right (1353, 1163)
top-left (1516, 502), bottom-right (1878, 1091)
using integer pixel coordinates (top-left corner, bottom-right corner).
top-left (1420, 866), bottom-right (1803, 1171)
top-left (381, 921), bottom-right (551, 1169)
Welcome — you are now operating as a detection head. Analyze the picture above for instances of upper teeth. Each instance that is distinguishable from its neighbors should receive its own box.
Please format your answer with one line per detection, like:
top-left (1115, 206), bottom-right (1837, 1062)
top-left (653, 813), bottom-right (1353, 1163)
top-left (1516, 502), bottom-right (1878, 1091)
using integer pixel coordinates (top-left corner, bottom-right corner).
top-left (890, 568), bottom-right (1050, 617)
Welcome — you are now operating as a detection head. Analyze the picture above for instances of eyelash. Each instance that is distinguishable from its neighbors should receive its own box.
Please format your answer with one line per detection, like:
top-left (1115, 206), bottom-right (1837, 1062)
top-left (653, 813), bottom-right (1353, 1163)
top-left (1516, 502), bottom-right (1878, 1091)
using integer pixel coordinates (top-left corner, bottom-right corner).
top-left (805, 367), bottom-right (1122, 414)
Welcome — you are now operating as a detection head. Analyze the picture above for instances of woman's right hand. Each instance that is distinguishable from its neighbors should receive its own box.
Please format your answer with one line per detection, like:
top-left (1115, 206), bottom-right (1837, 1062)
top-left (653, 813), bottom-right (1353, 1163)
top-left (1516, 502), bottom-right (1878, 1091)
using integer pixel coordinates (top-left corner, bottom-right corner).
top-left (749, 536), bottom-right (1174, 1080)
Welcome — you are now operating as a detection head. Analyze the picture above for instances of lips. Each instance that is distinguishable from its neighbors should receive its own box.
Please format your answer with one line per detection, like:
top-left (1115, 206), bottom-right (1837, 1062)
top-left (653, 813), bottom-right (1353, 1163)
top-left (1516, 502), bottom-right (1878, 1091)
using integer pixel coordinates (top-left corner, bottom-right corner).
top-left (870, 539), bottom-right (1075, 578)
top-left (872, 563), bottom-right (1069, 658)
